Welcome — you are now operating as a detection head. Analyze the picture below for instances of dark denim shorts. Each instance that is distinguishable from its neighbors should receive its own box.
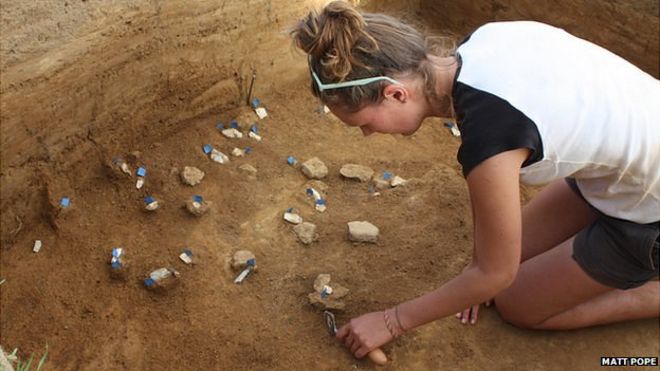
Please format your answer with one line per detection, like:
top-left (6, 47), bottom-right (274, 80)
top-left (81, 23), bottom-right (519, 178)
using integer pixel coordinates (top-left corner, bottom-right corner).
top-left (566, 178), bottom-right (660, 290)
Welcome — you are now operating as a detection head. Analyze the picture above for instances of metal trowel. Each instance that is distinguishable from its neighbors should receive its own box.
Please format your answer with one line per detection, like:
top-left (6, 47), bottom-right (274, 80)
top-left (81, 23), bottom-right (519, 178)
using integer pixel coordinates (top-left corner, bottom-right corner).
top-left (323, 310), bottom-right (388, 366)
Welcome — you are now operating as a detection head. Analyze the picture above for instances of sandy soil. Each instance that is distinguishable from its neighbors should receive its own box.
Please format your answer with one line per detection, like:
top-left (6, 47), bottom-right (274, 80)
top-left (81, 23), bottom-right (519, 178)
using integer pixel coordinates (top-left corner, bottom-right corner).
top-left (1, 1), bottom-right (659, 369)
top-left (1, 77), bottom-right (657, 370)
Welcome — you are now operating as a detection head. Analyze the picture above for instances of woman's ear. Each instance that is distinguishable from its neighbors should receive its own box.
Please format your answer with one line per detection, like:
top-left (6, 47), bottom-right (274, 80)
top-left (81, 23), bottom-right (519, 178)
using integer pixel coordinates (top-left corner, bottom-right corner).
top-left (383, 84), bottom-right (408, 103)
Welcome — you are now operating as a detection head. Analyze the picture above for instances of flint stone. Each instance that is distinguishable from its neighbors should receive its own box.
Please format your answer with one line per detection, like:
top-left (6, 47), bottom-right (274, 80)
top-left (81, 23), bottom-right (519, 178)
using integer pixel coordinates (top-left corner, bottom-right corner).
top-left (145, 268), bottom-right (180, 292)
top-left (301, 157), bottom-right (328, 179)
top-left (372, 177), bottom-right (391, 190)
top-left (308, 293), bottom-right (346, 311)
top-left (391, 175), bottom-right (407, 187)
top-left (210, 149), bottom-right (230, 164)
top-left (248, 131), bottom-right (262, 141)
top-left (340, 164), bottom-right (374, 182)
top-left (283, 212), bottom-right (303, 224)
top-left (347, 221), bottom-right (379, 243)
top-left (232, 250), bottom-right (257, 271)
top-left (238, 163), bottom-right (258, 177)
top-left (111, 159), bottom-right (131, 177)
top-left (180, 166), bottom-right (205, 186)
top-left (328, 283), bottom-right (349, 299)
top-left (293, 222), bottom-right (318, 245)
top-left (185, 200), bottom-right (211, 216)
top-left (222, 128), bottom-right (243, 139)
top-left (313, 274), bottom-right (331, 292)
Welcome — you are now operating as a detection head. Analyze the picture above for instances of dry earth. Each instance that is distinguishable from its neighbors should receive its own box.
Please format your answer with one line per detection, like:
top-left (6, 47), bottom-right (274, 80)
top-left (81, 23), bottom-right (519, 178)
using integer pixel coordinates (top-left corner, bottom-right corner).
top-left (1, 1), bottom-right (658, 370)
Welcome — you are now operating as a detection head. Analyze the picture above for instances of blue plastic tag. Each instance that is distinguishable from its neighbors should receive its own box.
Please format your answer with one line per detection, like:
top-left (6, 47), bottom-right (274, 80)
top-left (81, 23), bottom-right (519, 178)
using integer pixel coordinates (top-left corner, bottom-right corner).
top-left (306, 188), bottom-right (314, 196)
top-left (244, 147), bottom-right (252, 154)
top-left (250, 98), bottom-right (261, 109)
top-left (216, 122), bottom-right (224, 130)
top-left (316, 199), bottom-right (326, 205)
top-left (183, 248), bottom-right (193, 257)
top-left (230, 120), bottom-right (239, 129)
top-left (203, 144), bottom-right (213, 154)
top-left (247, 258), bottom-right (256, 267)
top-left (111, 261), bottom-right (122, 270)
top-left (287, 156), bottom-right (297, 165)
top-left (136, 167), bottom-right (147, 177)
top-left (144, 196), bottom-right (155, 204)
top-left (144, 278), bottom-right (155, 287)
top-left (250, 124), bottom-right (258, 134)
top-left (60, 197), bottom-right (70, 207)
top-left (382, 171), bottom-right (392, 181)
top-left (193, 195), bottom-right (203, 203)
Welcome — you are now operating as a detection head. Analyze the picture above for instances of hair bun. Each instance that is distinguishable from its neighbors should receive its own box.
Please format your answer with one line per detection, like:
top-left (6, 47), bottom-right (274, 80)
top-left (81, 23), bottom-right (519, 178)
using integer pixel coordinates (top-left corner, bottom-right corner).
top-left (291, 1), bottom-right (376, 80)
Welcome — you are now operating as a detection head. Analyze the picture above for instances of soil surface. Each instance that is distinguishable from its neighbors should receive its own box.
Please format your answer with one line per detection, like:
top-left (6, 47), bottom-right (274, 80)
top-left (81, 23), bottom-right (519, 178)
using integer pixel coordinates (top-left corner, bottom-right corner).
top-left (1, 79), bottom-right (657, 370)
top-left (1, 1), bottom-right (659, 369)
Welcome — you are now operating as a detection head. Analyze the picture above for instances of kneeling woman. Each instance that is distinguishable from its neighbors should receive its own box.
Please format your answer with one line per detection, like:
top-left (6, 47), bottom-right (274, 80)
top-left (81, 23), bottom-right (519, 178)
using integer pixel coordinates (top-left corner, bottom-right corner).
top-left (291, 1), bottom-right (659, 360)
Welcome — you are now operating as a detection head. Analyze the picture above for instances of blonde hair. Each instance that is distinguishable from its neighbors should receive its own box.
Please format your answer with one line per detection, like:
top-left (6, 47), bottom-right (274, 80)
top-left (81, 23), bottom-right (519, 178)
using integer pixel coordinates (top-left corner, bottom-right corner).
top-left (291, 1), bottom-right (455, 111)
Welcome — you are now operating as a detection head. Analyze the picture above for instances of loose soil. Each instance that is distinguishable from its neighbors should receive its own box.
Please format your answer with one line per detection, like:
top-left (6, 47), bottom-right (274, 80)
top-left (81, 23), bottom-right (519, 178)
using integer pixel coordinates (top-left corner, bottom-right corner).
top-left (1, 79), bottom-right (657, 370)
top-left (1, 2), bottom-right (658, 367)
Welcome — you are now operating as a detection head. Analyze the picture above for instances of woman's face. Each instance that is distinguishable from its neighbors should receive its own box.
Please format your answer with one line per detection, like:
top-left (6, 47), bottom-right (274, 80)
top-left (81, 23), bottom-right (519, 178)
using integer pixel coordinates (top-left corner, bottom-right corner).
top-left (328, 85), bottom-right (427, 137)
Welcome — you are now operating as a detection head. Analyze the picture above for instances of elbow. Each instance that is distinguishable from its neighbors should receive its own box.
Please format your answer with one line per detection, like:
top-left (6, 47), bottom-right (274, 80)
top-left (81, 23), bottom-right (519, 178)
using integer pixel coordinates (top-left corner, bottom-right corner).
top-left (482, 265), bottom-right (518, 295)
top-left (495, 268), bottom-right (517, 291)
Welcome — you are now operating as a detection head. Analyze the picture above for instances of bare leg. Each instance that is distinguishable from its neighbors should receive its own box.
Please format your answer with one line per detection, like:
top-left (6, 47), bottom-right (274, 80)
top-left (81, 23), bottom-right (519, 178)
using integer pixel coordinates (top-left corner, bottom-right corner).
top-left (519, 179), bottom-right (596, 262)
top-left (535, 280), bottom-right (660, 330)
top-left (458, 179), bottom-right (597, 324)
top-left (495, 180), bottom-right (659, 329)
top-left (496, 237), bottom-right (610, 327)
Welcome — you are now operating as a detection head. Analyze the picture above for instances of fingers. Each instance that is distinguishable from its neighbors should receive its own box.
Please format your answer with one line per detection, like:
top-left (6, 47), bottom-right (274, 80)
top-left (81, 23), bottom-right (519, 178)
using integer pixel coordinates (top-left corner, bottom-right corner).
top-left (355, 345), bottom-right (370, 359)
top-left (350, 335), bottom-right (361, 355)
top-left (341, 327), bottom-right (363, 357)
top-left (342, 329), bottom-right (367, 359)
top-left (344, 333), bottom-right (355, 351)
top-left (336, 323), bottom-right (349, 340)
top-left (456, 304), bottom-right (489, 325)
top-left (455, 299), bottom-right (496, 325)
top-left (469, 305), bottom-right (479, 324)
top-left (334, 311), bottom-right (392, 363)
top-left (460, 307), bottom-right (471, 324)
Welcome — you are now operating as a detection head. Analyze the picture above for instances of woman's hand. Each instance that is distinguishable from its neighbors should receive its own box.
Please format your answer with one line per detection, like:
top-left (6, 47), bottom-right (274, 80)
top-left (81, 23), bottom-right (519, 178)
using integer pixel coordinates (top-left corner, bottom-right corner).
top-left (336, 311), bottom-right (393, 359)
top-left (455, 262), bottom-right (493, 325)
top-left (456, 299), bottom-right (493, 325)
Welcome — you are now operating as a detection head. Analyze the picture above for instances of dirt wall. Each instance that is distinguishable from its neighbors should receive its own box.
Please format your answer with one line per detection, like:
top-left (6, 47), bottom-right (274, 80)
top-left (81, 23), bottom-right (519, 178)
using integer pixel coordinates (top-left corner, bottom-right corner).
top-left (1, 0), bottom-right (657, 254)
top-left (421, 0), bottom-right (659, 77)
top-left (0, 0), bottom-right (330, 246)
top-left (1, 1), bottom-right (658, 369)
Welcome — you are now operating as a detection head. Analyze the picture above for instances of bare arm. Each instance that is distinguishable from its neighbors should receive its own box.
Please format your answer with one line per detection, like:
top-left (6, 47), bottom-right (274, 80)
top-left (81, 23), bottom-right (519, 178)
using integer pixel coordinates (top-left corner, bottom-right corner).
top-left (396, 148), bottom-right (528, 330)
top-left (337, 148), bottom-right (530, 359)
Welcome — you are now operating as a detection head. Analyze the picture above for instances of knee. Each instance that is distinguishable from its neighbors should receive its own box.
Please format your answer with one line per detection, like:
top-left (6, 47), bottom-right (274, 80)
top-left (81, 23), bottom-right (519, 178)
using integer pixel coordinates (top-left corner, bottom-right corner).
top-left (494, 292), bottom-right (543, 329)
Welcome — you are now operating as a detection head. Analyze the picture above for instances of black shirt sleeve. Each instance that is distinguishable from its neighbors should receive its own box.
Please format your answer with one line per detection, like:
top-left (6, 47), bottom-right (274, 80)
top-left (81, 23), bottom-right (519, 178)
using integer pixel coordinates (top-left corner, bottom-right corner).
top-left (453, 81), bottom-right (544, 177)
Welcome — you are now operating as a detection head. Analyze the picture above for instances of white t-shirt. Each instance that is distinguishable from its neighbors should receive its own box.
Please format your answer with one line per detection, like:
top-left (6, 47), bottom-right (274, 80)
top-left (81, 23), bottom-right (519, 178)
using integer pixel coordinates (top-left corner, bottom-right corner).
top-left (454, 21), bottom-right (660, 224)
